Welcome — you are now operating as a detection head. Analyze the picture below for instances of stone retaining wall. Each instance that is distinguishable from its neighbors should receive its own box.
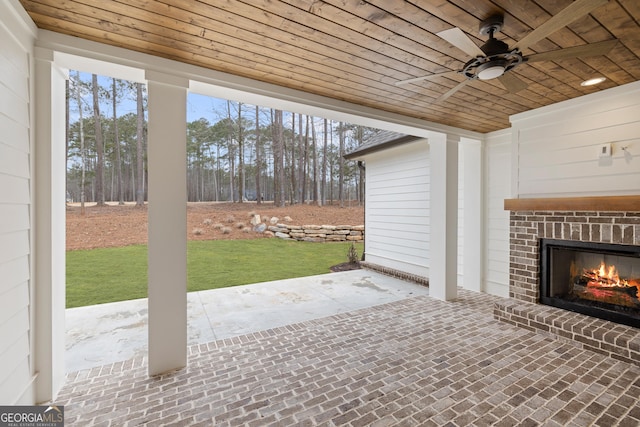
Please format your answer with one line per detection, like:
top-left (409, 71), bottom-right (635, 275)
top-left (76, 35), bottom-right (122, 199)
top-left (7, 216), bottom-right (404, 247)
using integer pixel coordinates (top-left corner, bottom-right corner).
top-left (267, 224), bottom-right (364, 242)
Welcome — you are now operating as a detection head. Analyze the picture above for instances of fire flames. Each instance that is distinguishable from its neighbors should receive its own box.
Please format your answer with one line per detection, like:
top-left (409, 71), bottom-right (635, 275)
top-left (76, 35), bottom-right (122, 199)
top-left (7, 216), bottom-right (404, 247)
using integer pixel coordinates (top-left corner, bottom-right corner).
top-left (583, 261), bottom-right (639, 289)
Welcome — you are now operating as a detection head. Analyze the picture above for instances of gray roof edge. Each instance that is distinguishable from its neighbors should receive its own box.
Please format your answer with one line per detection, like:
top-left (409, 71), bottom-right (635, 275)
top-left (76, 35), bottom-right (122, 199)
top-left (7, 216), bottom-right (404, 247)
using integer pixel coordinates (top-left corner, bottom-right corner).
top-left (344, 133), bottom-right (423, 160)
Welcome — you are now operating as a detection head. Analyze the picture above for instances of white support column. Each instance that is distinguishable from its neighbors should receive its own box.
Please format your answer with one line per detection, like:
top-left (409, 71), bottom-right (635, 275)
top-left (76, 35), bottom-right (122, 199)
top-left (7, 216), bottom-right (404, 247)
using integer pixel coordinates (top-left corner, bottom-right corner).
top-left (33, 47), bottom-right (67, 402)
top-left (146, 71), bottom-right (188, 376)
top-left (429, 133), bottom-right (459, 301)
top-left (461, 138), bottom-right (483, 293)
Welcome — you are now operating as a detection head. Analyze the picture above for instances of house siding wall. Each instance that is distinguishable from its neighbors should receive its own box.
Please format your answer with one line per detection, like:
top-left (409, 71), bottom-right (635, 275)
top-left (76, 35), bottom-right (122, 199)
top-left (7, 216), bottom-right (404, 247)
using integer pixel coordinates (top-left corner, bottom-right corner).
top-left (0, 1), bottom-right (36, 404)
top-left (484, 130), bottom-right (512, 297)
top-left (364, 140), bottom-right (430, 277)
top-left (511, 81), bottom-right (640, 198)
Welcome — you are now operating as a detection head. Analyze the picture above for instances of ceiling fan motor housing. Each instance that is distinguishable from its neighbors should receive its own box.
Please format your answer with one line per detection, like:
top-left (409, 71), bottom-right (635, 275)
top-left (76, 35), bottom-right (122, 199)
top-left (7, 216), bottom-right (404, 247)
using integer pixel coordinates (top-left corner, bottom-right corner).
top-left (481, 37), bottom-right (510, 56)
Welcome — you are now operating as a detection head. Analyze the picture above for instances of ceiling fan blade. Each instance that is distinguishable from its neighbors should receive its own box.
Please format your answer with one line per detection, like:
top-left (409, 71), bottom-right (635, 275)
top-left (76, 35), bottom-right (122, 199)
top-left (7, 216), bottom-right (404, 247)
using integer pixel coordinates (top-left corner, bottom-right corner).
top-left (395, 71), bottom-right (459, 86)
top-left (526, 39), bottom-right (618, 62)
top-left (436, 27), bottom-right (485, 57)
top-left (432, 80), bottom-right (471, 104)
top-left (498, 73), bottom-right (528, 93)
top-left (514, 0), bottom-right (608, 51)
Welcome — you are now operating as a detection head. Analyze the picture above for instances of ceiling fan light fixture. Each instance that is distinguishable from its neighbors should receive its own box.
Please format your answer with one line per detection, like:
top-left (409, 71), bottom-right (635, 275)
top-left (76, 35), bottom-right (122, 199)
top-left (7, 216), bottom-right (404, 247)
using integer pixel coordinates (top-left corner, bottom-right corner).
top-left (476, 59), bottom-right (507, 80)
top-left (581, 77), bottom-right (606, 86)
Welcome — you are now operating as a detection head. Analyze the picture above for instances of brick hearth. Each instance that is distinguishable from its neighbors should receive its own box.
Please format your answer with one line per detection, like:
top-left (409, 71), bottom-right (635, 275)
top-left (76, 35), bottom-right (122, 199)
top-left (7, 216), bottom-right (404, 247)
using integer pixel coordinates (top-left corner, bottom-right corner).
top-left (495, 202), bottom-right (640, 367)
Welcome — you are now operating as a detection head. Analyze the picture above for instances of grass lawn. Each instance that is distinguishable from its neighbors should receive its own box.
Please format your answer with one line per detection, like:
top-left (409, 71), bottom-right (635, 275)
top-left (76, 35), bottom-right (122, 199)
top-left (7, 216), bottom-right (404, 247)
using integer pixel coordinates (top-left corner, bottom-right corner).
top-left (66, 239), bottom-right (362, 308)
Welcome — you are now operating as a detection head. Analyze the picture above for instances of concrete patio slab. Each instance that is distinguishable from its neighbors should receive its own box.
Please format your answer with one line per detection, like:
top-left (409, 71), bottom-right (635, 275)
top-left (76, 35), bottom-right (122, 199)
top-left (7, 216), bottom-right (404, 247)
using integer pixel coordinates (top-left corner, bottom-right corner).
top-left (65, 269), bottom-right (429, 373)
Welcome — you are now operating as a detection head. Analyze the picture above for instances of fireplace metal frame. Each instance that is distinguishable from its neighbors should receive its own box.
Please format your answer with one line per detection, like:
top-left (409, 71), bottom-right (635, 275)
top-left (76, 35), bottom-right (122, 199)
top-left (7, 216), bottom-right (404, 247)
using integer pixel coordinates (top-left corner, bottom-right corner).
top-left (539, 238), bottom-right (640, 328)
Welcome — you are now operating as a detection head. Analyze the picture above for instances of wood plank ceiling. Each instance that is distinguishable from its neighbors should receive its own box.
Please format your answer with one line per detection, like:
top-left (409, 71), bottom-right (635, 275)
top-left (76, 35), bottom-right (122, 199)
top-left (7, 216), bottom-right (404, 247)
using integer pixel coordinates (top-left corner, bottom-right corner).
top-left (19, 0), bottom-right (640, 133)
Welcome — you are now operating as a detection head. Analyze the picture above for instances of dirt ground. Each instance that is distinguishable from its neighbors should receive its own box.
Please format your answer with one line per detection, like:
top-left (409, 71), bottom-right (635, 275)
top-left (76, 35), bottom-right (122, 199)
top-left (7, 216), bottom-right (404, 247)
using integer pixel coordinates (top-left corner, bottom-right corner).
top-left (66, 202), bottom-right (364, 251)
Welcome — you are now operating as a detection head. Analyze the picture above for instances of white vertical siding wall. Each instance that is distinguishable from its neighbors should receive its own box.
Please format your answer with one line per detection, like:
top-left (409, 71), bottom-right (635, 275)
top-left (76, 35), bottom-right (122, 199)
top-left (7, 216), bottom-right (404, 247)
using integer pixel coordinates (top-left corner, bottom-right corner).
top-left (0, 1), bottom-right (36, 404)
top-left (484, 130), bottom-right (511, 297)
top-left (511, 81), bottom-right (640, 198)
top-left (364, 140), bottom-right (430, 277)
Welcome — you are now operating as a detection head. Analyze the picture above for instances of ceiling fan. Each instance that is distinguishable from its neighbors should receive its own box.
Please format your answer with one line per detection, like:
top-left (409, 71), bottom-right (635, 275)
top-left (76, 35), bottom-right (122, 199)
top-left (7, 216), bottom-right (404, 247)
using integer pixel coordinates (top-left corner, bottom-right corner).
top-left (396, 0), bottom-right (618, 103)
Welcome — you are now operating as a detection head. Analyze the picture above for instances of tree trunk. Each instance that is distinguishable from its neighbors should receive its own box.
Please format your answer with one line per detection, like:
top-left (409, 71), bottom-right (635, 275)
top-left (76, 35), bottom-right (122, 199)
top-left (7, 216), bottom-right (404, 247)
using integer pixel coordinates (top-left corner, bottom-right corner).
top-left (338, 122), bottom-right (345, 208)
top-left (274, 109), bottom-right (286, 207)
top-left (300, 114), bottom-right (309, 203)
top-left (112, 78), bottom-right (124, 205)
top-left (209, 145), bottom-right (217, 202)
top-left (271, 109), bottom-right (278, 205)
top-left (312, 117), bottom-right (320, 206)
top-left (322, 119), bottom-right (328, 206)
top-left (75, 72), bottom-right (86, 214)
top-left (356, 127), bottom-right (365, 205)
top-left (289, 113), bottom-right (296, 204)
top-left (135, 82), bottom-right (145, 206)
top-left (297, 114), bottom-right (304, 203)
top-left (255, 105), bottom-right (262, 204)
top-left (92, 74), bottom-right (106, 206)
top-left (130, 152), bottom-right (135, 201)
top-left (226, 101), bottom-right (235, 202)
top-left (216, 145), bottom-right (221, 201)
top-left (237, 102), bottom-right (244, 203)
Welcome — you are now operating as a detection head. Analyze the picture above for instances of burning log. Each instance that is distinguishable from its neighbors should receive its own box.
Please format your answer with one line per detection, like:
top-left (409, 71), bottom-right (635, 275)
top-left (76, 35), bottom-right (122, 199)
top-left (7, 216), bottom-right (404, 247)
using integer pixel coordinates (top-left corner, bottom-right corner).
top-left (580, 268), bottom-right (639, 299)
top-left (583, 270), bottom-right (623, 287)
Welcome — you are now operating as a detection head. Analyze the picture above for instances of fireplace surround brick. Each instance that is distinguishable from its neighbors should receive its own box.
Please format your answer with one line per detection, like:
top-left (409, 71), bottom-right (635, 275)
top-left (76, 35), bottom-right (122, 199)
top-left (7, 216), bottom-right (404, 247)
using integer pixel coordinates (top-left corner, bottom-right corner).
top-left (497, 207), bottom-right (640, 367)
top-left (509, 211), bottom-right (640, 304)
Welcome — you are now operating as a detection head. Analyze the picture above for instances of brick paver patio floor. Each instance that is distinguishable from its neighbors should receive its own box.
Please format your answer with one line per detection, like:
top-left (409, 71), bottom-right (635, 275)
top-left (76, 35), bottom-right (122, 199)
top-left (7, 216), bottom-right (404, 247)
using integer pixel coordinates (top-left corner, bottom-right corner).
top-left (57, 290), bottom-right (640, 426)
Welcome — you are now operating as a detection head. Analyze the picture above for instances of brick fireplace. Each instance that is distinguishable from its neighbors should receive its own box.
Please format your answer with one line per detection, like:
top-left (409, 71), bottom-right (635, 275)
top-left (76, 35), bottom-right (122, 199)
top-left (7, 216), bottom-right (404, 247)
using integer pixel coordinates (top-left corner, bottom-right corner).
top-left (495, 196), bottom-right (640, 366)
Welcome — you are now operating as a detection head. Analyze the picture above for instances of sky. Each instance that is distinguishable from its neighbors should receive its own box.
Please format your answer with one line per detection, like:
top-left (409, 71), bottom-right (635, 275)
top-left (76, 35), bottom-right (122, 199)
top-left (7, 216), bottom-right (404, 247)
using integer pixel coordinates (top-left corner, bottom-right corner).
top-left (187, 93), bottom-right (227, 123)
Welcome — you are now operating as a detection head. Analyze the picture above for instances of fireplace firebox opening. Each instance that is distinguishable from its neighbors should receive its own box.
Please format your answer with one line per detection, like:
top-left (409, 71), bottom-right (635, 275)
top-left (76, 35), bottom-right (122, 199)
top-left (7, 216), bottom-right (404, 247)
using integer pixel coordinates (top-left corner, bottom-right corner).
top-left (540, 239), bottom-right (640, 328)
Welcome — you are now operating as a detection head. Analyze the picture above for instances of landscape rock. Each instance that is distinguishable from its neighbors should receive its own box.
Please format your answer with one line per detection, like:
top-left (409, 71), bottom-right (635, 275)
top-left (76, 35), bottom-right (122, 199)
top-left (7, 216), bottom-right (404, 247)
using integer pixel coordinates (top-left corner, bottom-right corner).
top-left (253, 223), bottom-right (267, 233)
top-left (250, 214), bottom-right (261, 226)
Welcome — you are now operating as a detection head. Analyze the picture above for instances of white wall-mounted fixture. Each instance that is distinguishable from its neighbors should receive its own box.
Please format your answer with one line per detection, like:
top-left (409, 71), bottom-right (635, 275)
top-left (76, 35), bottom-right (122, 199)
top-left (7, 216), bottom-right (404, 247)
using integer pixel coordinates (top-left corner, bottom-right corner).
top-left (599, 143), bottom-right (612, 158)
